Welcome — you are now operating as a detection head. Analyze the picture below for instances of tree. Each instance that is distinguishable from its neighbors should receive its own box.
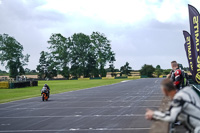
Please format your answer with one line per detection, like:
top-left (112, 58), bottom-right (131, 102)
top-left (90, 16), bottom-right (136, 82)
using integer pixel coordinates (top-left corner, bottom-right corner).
top-left (70, 33), bottom-right (92, 77)
top-left (163, 69), bottom-right (171, 75)
top-left (46, 32), bottom-right (116, 78)
top-left (0, 69), bottom-right (7, 74)
top-left (183, 67), bottom-right (189, 71)
top-left (48, 33), bottom-right (72, 79)
top-left (140, 64), bottom-right (155, 77)
top-left (154, 65), bottom-right (163, 78)
top-left (90, 32), bottom-right (115, 77)
top-left (25, 68), bottom-right (31, 74)
top-left (120, 62), bottom-right (132, 76)
top-left (36, 51), bottom-right (57, 79)
top-left (108, 55), bottom-right (116, 77)
top-left (109, 64), bottom-right (116, 77)
top-left (30, 70), bottom-right (37, 74)
top-left (85, 52), bottom-right (99, 77)
top-left (24, 69), bottom-right (38, 75)
top-left (0, 34), bottom-right (29, 78)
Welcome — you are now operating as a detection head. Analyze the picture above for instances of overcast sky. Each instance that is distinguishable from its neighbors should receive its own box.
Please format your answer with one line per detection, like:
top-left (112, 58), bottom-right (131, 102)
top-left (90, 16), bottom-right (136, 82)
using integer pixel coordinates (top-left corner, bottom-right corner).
top-left (0, 0), bottom-right (200, 71)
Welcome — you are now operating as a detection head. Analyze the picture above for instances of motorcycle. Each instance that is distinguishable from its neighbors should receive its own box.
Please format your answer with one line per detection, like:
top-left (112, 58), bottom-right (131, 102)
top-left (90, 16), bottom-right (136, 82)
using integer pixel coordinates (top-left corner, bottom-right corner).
top-left (41, 87), bottom-right (49, 101)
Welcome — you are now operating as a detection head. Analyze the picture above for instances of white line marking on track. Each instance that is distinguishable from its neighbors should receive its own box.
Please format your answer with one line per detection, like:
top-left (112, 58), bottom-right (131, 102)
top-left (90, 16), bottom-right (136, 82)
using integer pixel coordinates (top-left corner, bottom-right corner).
top-left (0, 106), bottom-right (160, 110)
top-left (121, 80), bottom-right (130, 83)
top-left (8, 99), bottom-right (162, 103)
top-left (0, 114), bottom-right (145, 118)
top-left (0, 128), bottom-right (151, 132)
top-left (1, 123), bottom-right (10, 126)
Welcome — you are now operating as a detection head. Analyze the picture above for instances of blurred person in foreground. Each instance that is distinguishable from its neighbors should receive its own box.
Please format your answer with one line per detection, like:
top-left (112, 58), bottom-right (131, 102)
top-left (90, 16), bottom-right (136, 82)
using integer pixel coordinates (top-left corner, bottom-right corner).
top-left (145, 79), bottom-right (200, 133)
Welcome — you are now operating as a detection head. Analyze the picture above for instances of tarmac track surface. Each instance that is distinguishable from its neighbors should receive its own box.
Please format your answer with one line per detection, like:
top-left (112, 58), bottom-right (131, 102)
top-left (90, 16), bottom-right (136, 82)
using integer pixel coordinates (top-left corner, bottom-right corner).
top-left (0, 78), bottom-right (163, 133)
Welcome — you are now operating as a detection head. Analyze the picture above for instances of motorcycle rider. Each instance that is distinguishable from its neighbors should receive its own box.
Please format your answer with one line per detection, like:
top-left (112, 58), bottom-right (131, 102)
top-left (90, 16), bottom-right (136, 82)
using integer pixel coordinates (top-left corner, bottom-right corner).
top-left (145, 79), bottom-right (200, 133)
top-left (44, 84), bottom-right (50, 98)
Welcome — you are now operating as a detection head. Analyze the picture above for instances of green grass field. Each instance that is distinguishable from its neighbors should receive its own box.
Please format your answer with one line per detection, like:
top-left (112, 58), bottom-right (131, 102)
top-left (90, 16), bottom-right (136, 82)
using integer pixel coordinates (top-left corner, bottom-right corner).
top-left (0, 79), bottom-right (133, 103)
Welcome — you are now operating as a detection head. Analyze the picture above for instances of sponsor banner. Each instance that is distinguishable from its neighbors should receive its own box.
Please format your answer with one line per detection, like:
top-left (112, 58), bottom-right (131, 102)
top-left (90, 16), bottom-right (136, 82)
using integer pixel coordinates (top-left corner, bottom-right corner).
top-left (183, 31), bottom-right (196, 80)
top-left (188, 5), bottom-right (200, 83)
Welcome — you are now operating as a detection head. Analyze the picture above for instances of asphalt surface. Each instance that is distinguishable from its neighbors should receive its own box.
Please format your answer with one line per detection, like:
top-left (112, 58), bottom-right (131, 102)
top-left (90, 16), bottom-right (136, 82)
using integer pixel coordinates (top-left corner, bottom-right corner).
top-left (0, 78), bottom-right (163, 133)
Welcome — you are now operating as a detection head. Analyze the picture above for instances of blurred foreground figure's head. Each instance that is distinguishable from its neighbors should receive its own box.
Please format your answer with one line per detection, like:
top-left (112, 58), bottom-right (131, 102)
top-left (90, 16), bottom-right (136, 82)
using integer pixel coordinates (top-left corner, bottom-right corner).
top-left (161, 79), bottom-right (176, 99)
top-left (171, 61), bottom-right (178, 70)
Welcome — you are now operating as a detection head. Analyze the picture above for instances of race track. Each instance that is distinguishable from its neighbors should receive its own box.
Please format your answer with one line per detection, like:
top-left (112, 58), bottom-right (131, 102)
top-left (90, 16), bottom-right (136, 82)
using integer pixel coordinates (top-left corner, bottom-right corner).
top-left (0, 78), bottom-right (163, 133)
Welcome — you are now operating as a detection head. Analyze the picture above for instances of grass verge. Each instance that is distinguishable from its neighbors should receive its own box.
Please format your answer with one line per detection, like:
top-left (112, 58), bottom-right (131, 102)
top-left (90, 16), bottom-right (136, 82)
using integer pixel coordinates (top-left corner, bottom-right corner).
top-left (0, 79), bottom-right (134, 103)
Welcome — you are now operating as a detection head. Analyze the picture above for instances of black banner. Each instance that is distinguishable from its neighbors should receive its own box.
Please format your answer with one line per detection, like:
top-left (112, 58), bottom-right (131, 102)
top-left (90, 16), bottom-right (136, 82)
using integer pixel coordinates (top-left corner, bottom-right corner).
top-left (188, 4), bottom-right (200, 83)
top-left (183, 31), bottom-right (196, 81)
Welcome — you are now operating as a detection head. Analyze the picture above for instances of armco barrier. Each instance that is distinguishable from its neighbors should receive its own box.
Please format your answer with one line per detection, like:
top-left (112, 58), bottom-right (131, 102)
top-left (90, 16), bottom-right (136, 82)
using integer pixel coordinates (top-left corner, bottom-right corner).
top-left (0, 82), bottom-right (9, 89)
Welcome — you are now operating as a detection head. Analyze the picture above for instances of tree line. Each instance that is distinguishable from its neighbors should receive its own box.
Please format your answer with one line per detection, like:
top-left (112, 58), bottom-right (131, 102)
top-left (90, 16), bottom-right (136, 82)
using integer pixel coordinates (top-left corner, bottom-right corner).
top-left (0, 32), bottom-right (117, 79)
top-left (0, 34), bottom-right (29, 78)
top-left (0, 33), bottom-right (188, 79)
top-left (36, 32), bottom-right (115, 79)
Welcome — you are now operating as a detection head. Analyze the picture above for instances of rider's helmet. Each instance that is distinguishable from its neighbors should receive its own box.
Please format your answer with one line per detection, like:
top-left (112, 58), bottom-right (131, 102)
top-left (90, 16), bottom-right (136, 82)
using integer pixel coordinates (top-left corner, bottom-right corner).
top-left (44, 84), bottom-right (48, 88)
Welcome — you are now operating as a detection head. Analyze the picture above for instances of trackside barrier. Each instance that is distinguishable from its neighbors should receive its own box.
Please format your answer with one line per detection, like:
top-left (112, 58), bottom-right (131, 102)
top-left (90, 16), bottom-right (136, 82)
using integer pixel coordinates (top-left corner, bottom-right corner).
top-left (9, 83), bottom-right (14, 89)
top-left (78, 78), bottom-right (90, 80)
top-left (115, 76), bottom-right (127, 79)
top-left (31, 81), bottom-right (38, 87)
top-left (13, 81), bottom-right (31, 88)
top-left (141, 75), bottom-right (148, 78)
top-left (0, 82), bottom-right (9, 89)
top-left (70, 78), bottom-right (78, 80)
top-left (90, 77), bottom-right (102, 80)
top-left (7, 81), bottom-right (38, 89)
top-left (102, 77), bottom-right (115, 79)
top-left (128, 76), bottom-right (140, 79)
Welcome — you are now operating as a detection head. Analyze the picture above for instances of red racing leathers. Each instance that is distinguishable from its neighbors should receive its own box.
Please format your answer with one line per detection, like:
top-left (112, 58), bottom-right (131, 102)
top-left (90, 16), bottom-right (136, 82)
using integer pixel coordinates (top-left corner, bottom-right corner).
top-left (170, 69), bottom-right (183, 90)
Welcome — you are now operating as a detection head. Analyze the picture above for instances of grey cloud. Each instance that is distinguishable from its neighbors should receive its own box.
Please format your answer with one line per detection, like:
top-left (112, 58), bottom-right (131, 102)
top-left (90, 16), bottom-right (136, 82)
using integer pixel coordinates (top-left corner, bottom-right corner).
top-left (0, 0), bottom-right (191, 71)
